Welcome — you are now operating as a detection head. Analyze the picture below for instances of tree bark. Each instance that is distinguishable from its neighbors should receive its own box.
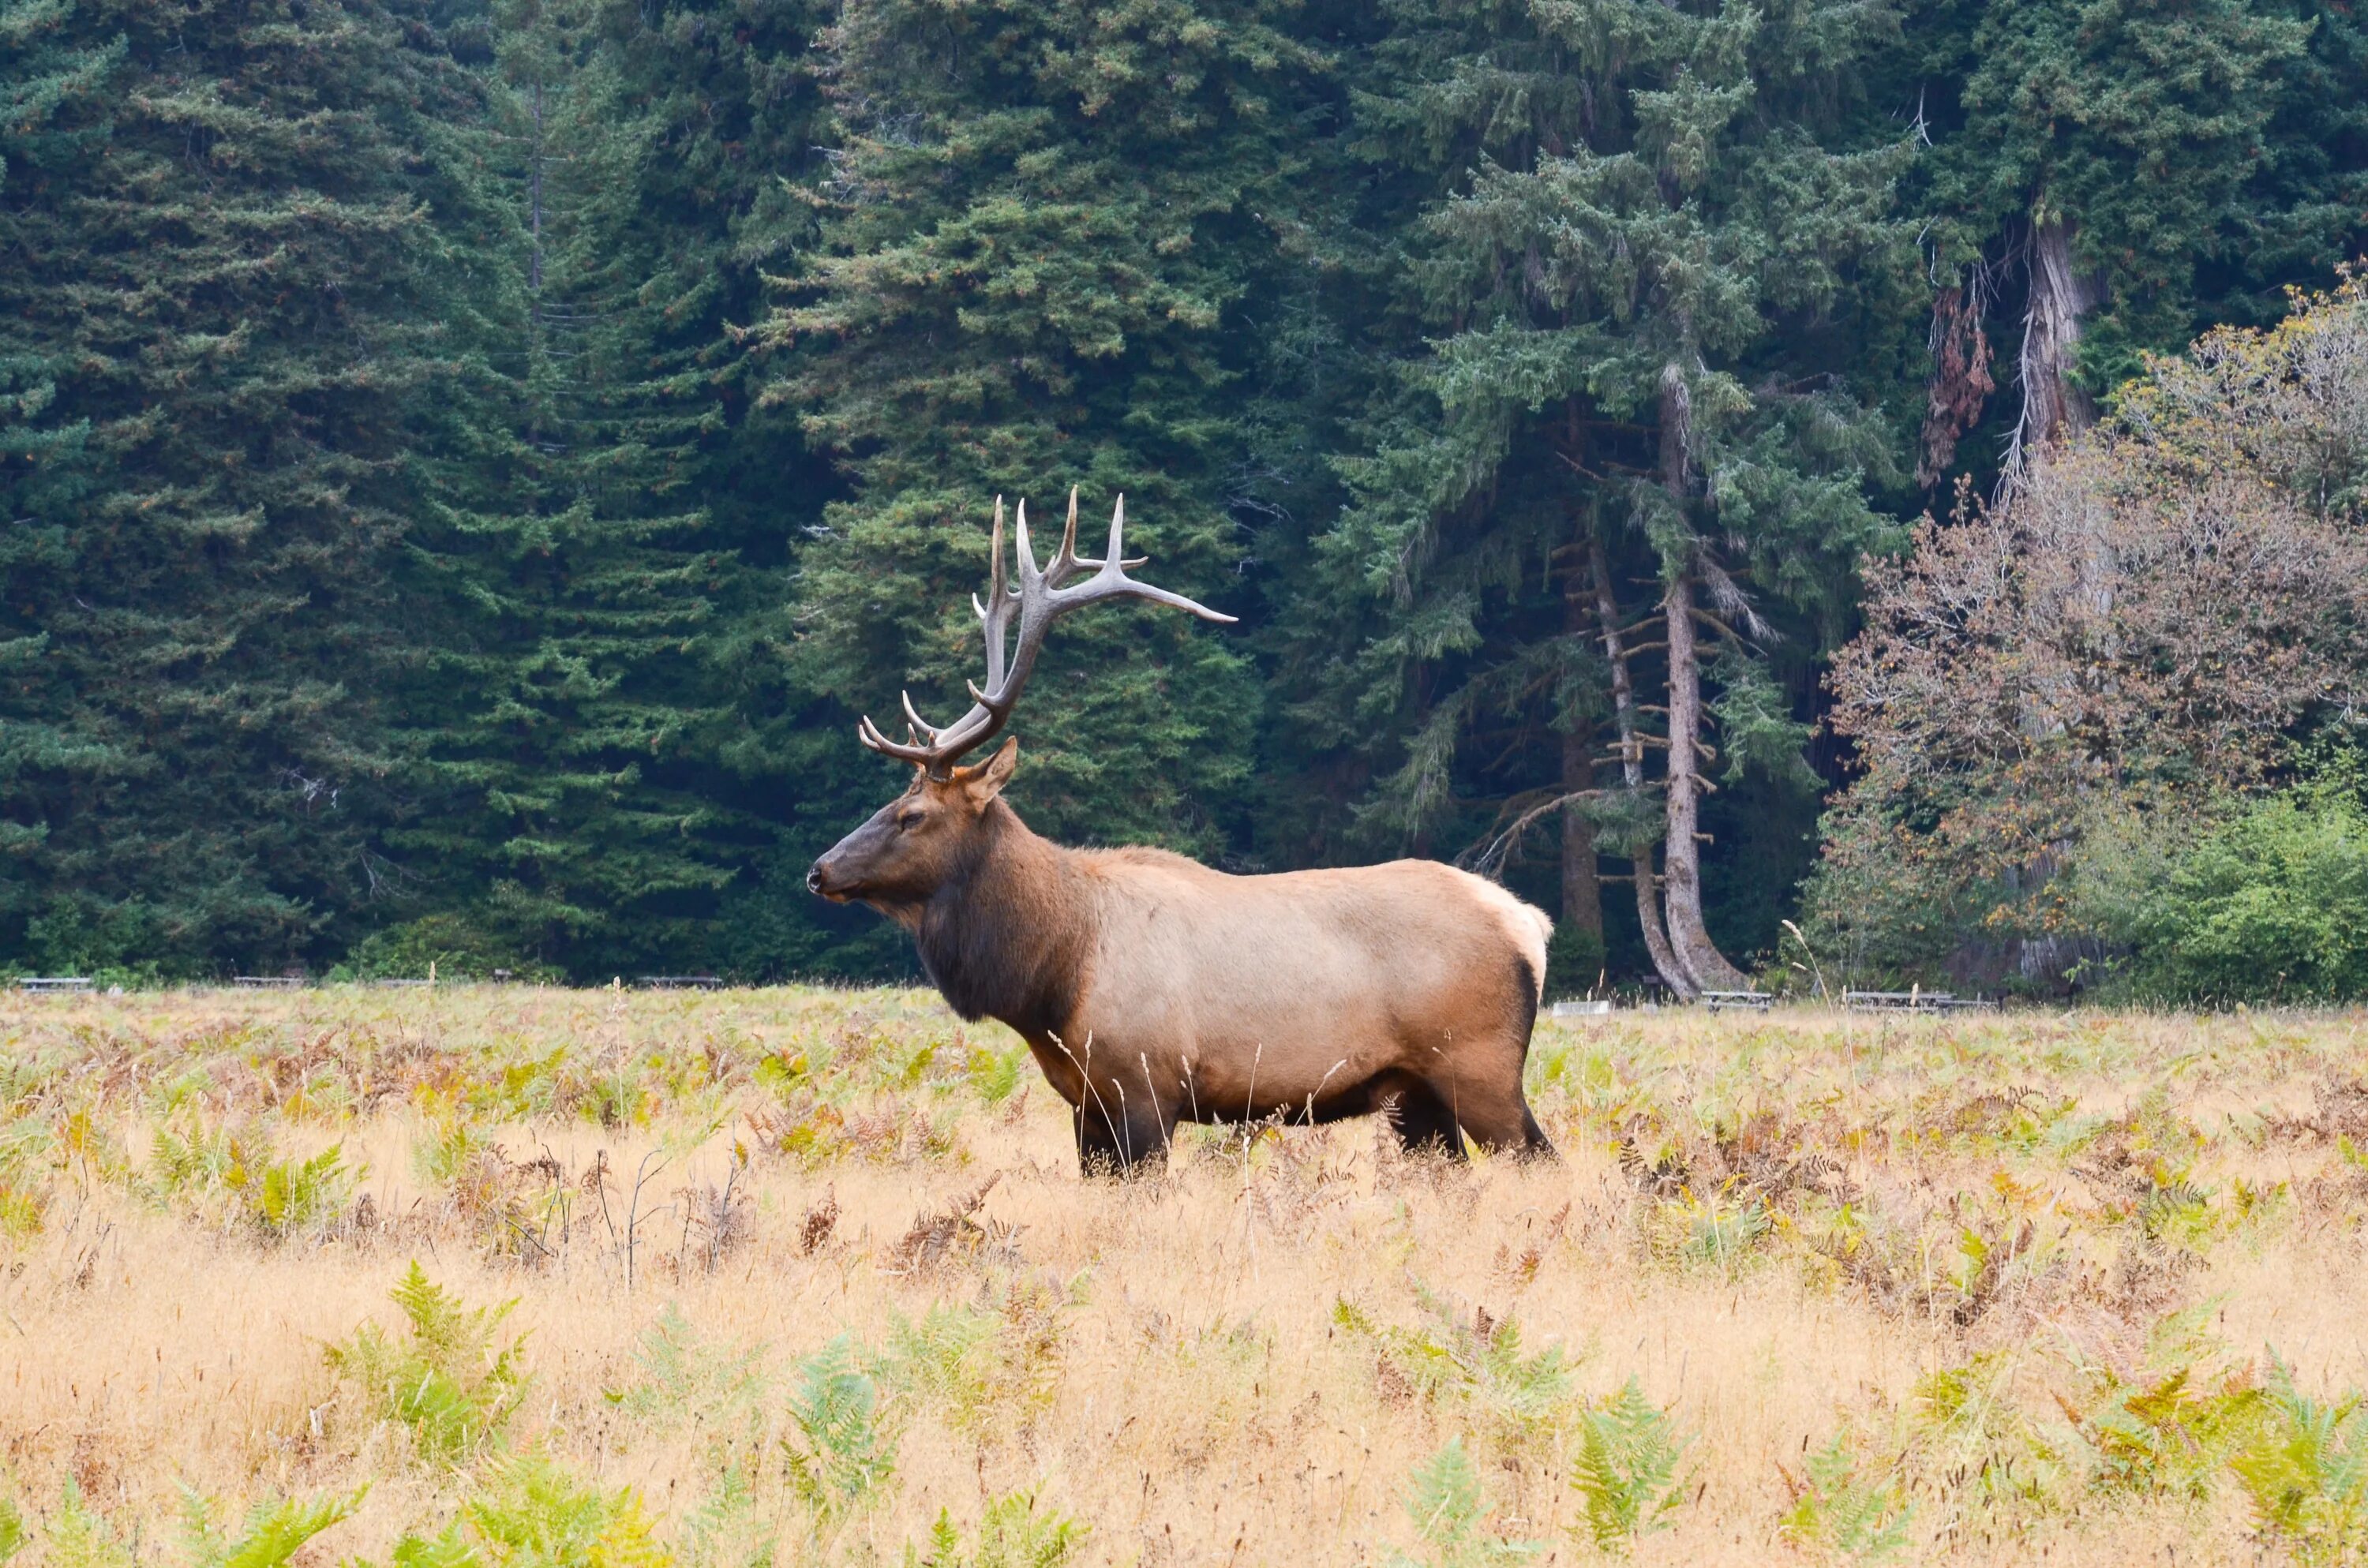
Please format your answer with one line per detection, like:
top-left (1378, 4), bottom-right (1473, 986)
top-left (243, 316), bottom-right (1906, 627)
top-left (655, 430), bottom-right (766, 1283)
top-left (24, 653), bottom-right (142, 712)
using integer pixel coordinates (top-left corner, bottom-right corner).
top-left (1591, 535), bottom-right (1693, 999)
top-left (1560, 549), bottom-right (1603, 956)
top-left (1652, 362), bottom-right (1751, 993)
top-left (1660, 574), bottom-right (1752, 991)
top-left (2012, 215), bottom-right (2103, 470)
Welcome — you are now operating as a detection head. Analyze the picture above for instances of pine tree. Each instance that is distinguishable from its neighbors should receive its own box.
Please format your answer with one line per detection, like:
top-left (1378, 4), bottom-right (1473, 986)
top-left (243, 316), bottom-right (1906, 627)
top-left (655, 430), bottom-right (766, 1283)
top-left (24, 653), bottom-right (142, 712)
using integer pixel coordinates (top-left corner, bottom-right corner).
top-left (1, 0), bottom-right (484, 975)
top-left (380, 0), bottom-right (828, 979)
top-left (759, 0), bottom-right (1330, 878)
top-left (1294, 0), bottom-right (1915, 994)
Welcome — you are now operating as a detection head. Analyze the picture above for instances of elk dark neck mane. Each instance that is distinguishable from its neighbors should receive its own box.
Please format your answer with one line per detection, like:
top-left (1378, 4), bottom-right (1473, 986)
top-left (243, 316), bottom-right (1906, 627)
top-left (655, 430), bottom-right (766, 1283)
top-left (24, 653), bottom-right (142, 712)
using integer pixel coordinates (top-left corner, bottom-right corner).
top-left (910, 802), bottom-right (1096, 1037)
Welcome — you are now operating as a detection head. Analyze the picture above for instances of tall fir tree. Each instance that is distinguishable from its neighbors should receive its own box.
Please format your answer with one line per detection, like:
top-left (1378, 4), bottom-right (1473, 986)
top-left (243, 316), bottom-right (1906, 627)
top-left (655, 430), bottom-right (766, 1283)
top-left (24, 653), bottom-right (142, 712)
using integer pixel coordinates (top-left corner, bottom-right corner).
top-left (759, 0), bottom-right (1332, 895)
top-left (1281, 0), bottom-right (1917, 994)
top-left (1, 0), bottom-right (484, 975)
top-left (380, 0), bottom-right (828, 979)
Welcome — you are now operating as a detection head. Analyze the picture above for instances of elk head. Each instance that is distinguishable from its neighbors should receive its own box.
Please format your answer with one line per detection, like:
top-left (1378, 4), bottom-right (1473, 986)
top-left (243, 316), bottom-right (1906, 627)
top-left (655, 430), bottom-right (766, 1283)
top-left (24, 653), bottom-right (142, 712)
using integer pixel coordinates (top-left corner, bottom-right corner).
top-left (805, 490), bottom-right (1233, 912)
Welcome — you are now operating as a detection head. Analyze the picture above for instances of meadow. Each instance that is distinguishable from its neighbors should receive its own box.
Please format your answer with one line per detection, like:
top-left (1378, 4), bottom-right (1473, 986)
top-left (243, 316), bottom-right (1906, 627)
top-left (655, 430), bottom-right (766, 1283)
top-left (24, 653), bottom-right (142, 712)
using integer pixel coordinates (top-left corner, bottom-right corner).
top-left (2, 987), bottom-right (2366, 1566)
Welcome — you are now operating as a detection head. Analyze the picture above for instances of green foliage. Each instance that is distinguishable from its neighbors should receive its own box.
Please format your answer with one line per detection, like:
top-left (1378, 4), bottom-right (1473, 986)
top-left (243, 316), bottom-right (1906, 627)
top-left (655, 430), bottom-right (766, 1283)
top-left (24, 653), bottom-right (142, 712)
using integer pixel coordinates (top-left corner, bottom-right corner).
top-left (465, 1450), bottom-right (673, 1568)
top-left (148, 1122), bottom-right (356, 1237)
top-left (1388, 1439), bottom-right (1541, 1568)
top-left (780, 1334), bottom-right (899, 1529)
top-left (0, 1497), bottom-right (24, 1564)
top-left (604, 1304), bottom-right (766, 1428)
top-left (2121, 791), bottom-right (2368, 1005)
top-left (1569, 1379), bottom-right (1693, 1552)
top-left (3, 0), bottom-right (2365, 983)
top-left (341, 918), bottom-right (561, 986)
top-left (1778, 1431), bottom-right (1912, 1562)
top-left (1333, 1282), bottom-right (1577, 1439)
top-left (2231, 1357), bottom-right (2368, 1565)
top-left (0, 0), bottom-right (490, 976)
top-left (177, 1487), bottom-right (363, 1568)
top-left (905, 1492), bottom-right (1084, 1568)
top-left (43, 1481), bottom-right (132, 1568)
top-left (326, 1263), bottom-right (530, 1462)
top-left (229, 1143), bottom-right (355, 1237)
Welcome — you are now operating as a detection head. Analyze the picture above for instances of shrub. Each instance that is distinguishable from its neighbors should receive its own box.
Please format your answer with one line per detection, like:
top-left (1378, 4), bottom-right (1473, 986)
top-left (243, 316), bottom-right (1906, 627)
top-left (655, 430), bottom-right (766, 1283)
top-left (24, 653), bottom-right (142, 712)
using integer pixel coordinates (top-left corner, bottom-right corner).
top-left (327, 1263), bottom-right (529, 1463)
top-left (906, 1491), bottom-right (1085, 1568)
top-left (1570, 1379), bottom-right (1692, 1551)
top-left (1388, 1439), bottom-right (1540, 1568)
top-left (2127, 791), bottom-right (2368, 1004)
top-left (2230, 1356), bottom-right (2368, 1566)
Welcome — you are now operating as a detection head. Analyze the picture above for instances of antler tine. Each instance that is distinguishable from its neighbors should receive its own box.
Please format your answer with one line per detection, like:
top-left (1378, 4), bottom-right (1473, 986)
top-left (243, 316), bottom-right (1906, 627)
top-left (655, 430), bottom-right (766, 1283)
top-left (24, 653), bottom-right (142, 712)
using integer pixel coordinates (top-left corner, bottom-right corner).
top-left (857, 491), bottom-right (1234, 778)
top-left (1043, 495), bottom-right (1238, 624)
top-left (899, 690), bottom-right (942, 742)
top-left (856, 712), bottom-right (938, 764)
top-left (1040, 487), bottom-right (1092, 586)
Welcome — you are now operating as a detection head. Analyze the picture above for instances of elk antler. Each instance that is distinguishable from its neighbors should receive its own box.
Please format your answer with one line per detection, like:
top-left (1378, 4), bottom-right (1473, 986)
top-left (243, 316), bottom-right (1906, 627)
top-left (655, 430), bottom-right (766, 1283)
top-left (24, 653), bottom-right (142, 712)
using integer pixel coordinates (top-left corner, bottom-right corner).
top-left (857, 489), bottom-right (1235, 776)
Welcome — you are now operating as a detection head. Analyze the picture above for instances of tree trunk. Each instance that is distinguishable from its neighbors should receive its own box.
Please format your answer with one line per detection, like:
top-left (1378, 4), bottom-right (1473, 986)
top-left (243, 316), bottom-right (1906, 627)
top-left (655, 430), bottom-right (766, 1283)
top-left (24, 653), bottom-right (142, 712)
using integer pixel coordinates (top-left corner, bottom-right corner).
top-left (1660, 574), bottom-right (1752, 992)
top-left (1560, 552), bottom-right (1603, 956)
top-left (1650, 365), bottom-right (1750, 994)
top-left (1591, 535), bottom-right (1693, 999)
top-left (2012, 215), bottom-right (2102, 470)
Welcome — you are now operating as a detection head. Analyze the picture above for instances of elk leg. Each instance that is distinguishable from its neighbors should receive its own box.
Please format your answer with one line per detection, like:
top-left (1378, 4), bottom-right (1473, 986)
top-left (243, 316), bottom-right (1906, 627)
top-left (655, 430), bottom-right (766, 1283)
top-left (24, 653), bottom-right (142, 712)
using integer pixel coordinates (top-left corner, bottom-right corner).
top-left (1073, 1082), bottom-right (1175, 1177)
top-left (1382, 1078), bottom-right (1469, 1161)
top-left (1436, 1076), bottom-right (1556, 1161)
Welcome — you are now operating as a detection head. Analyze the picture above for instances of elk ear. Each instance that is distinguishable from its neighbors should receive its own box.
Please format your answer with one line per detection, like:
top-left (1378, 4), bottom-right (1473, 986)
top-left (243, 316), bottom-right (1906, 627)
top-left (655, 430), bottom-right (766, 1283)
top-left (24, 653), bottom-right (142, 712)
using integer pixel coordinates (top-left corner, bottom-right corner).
top-left (953, 737), bottom-right (1021, 806)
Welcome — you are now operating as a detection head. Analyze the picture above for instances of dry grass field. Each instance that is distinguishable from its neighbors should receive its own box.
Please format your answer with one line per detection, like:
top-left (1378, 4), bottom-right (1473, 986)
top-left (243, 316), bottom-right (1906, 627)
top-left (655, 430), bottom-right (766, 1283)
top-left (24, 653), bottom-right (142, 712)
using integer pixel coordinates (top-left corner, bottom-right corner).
top-left (2, 987), bottom-right (2366, 1566)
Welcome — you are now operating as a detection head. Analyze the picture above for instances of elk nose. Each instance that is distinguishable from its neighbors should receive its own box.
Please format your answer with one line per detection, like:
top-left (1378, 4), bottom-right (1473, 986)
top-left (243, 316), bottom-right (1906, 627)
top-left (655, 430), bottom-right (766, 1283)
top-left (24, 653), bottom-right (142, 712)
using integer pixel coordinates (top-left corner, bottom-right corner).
top-left (805, 862), bottom-right (826, 896)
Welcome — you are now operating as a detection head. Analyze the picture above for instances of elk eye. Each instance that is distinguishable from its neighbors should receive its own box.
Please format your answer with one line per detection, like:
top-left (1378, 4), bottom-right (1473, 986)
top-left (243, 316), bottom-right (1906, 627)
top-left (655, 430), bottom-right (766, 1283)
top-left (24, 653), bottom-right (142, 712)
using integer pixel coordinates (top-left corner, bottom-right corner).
top-left (897, 810), bottom-right (926, 831)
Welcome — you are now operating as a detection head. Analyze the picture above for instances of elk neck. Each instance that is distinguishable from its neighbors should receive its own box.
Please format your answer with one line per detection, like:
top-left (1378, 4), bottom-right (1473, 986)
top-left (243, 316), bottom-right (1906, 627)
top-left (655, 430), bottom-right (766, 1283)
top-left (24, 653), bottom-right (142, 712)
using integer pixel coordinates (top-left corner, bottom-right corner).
top-left (913, 799), bottom-right (1096, 1038)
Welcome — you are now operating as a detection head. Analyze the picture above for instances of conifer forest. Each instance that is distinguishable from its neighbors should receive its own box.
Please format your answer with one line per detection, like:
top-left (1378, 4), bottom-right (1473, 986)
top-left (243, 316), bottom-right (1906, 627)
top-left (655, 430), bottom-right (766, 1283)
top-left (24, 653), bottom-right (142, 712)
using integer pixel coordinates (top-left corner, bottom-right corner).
top-left (5, 0), bottom-right (2366, 997)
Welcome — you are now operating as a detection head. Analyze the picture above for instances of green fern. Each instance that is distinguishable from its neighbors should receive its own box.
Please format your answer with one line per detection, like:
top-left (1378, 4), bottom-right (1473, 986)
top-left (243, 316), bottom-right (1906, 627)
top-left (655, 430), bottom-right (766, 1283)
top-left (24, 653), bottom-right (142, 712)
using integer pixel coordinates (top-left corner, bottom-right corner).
top-left (2231, 1355), bottom-right (2368, 1566)
top-left (781, 1335), bottom-right (899, 1529)
top-left (964, 1044), bottom-right (1031, 1107)
top-left (1570, 1379), bottom-right (1692, 1552)
top-left (46, 1480), bottom-right (133, 1568)
top-left (177, 1485), bottom-right (363, 1568)
top-left (326, 1262), bottom-right (528, 1462)
top-left (905, 1491), bottom-right (1083, 1568)
top-left (602, 1304), bottom-right (765, 1427)
top-left (149, 1118), bottom-right (235, 1199)
top-left (238, 1143), bottom-right (354, 1234)
top-left (369, 1525), bottom-right (476, 1568)
top-left (465, 1450), bottom-right (673, 1568)
top-left (1333, 1281), bottom-right (1576, 1439)
top-left (0, 1497), bottom-right (25, 1565)
top-left (881, 1303), bottom-right (1000, 1431)
top-left (1778, 1433), bottom-right (1911, 1562)
top-left (1388, 1439), bottom-right (1541, 1567)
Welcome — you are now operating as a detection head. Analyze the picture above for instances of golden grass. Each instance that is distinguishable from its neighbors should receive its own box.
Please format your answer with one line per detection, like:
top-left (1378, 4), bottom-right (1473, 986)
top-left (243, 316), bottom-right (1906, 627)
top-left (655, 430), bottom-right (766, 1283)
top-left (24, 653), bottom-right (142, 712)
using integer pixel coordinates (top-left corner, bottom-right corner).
top-left (2, 987), bottom-right (2366, 1566)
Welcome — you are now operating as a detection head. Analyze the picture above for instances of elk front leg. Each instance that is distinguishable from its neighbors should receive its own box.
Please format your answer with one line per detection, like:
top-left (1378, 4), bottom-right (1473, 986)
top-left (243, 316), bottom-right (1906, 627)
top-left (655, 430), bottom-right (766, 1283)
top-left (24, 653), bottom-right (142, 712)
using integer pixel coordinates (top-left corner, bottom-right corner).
top-left (1372, 1072), bottom-right (1467, 1160)
top-left (1073, 1076), bottom-right (1175, 1177)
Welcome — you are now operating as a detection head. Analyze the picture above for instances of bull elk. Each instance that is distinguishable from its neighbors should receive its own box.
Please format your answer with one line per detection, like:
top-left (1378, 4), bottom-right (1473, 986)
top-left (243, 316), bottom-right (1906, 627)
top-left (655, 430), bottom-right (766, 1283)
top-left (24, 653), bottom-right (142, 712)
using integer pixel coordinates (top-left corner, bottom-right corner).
top-left (807, 492), bottom-right (1556, 1173)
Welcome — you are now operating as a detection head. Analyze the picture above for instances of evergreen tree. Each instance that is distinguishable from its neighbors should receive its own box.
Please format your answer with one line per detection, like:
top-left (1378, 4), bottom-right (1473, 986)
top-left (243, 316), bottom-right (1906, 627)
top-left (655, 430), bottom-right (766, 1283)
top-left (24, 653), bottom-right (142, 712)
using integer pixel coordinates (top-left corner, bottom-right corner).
top-left (380, 0), bottom-right (827, 979)
top-left (1, 0), bottom-right (482, 975)
top-left (1907, 0), bottom-right (2366, 488)
top-left (1288, 0), bottom-right (1916, 994)
top-left (759, 0), bottom-right (1329, 896)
